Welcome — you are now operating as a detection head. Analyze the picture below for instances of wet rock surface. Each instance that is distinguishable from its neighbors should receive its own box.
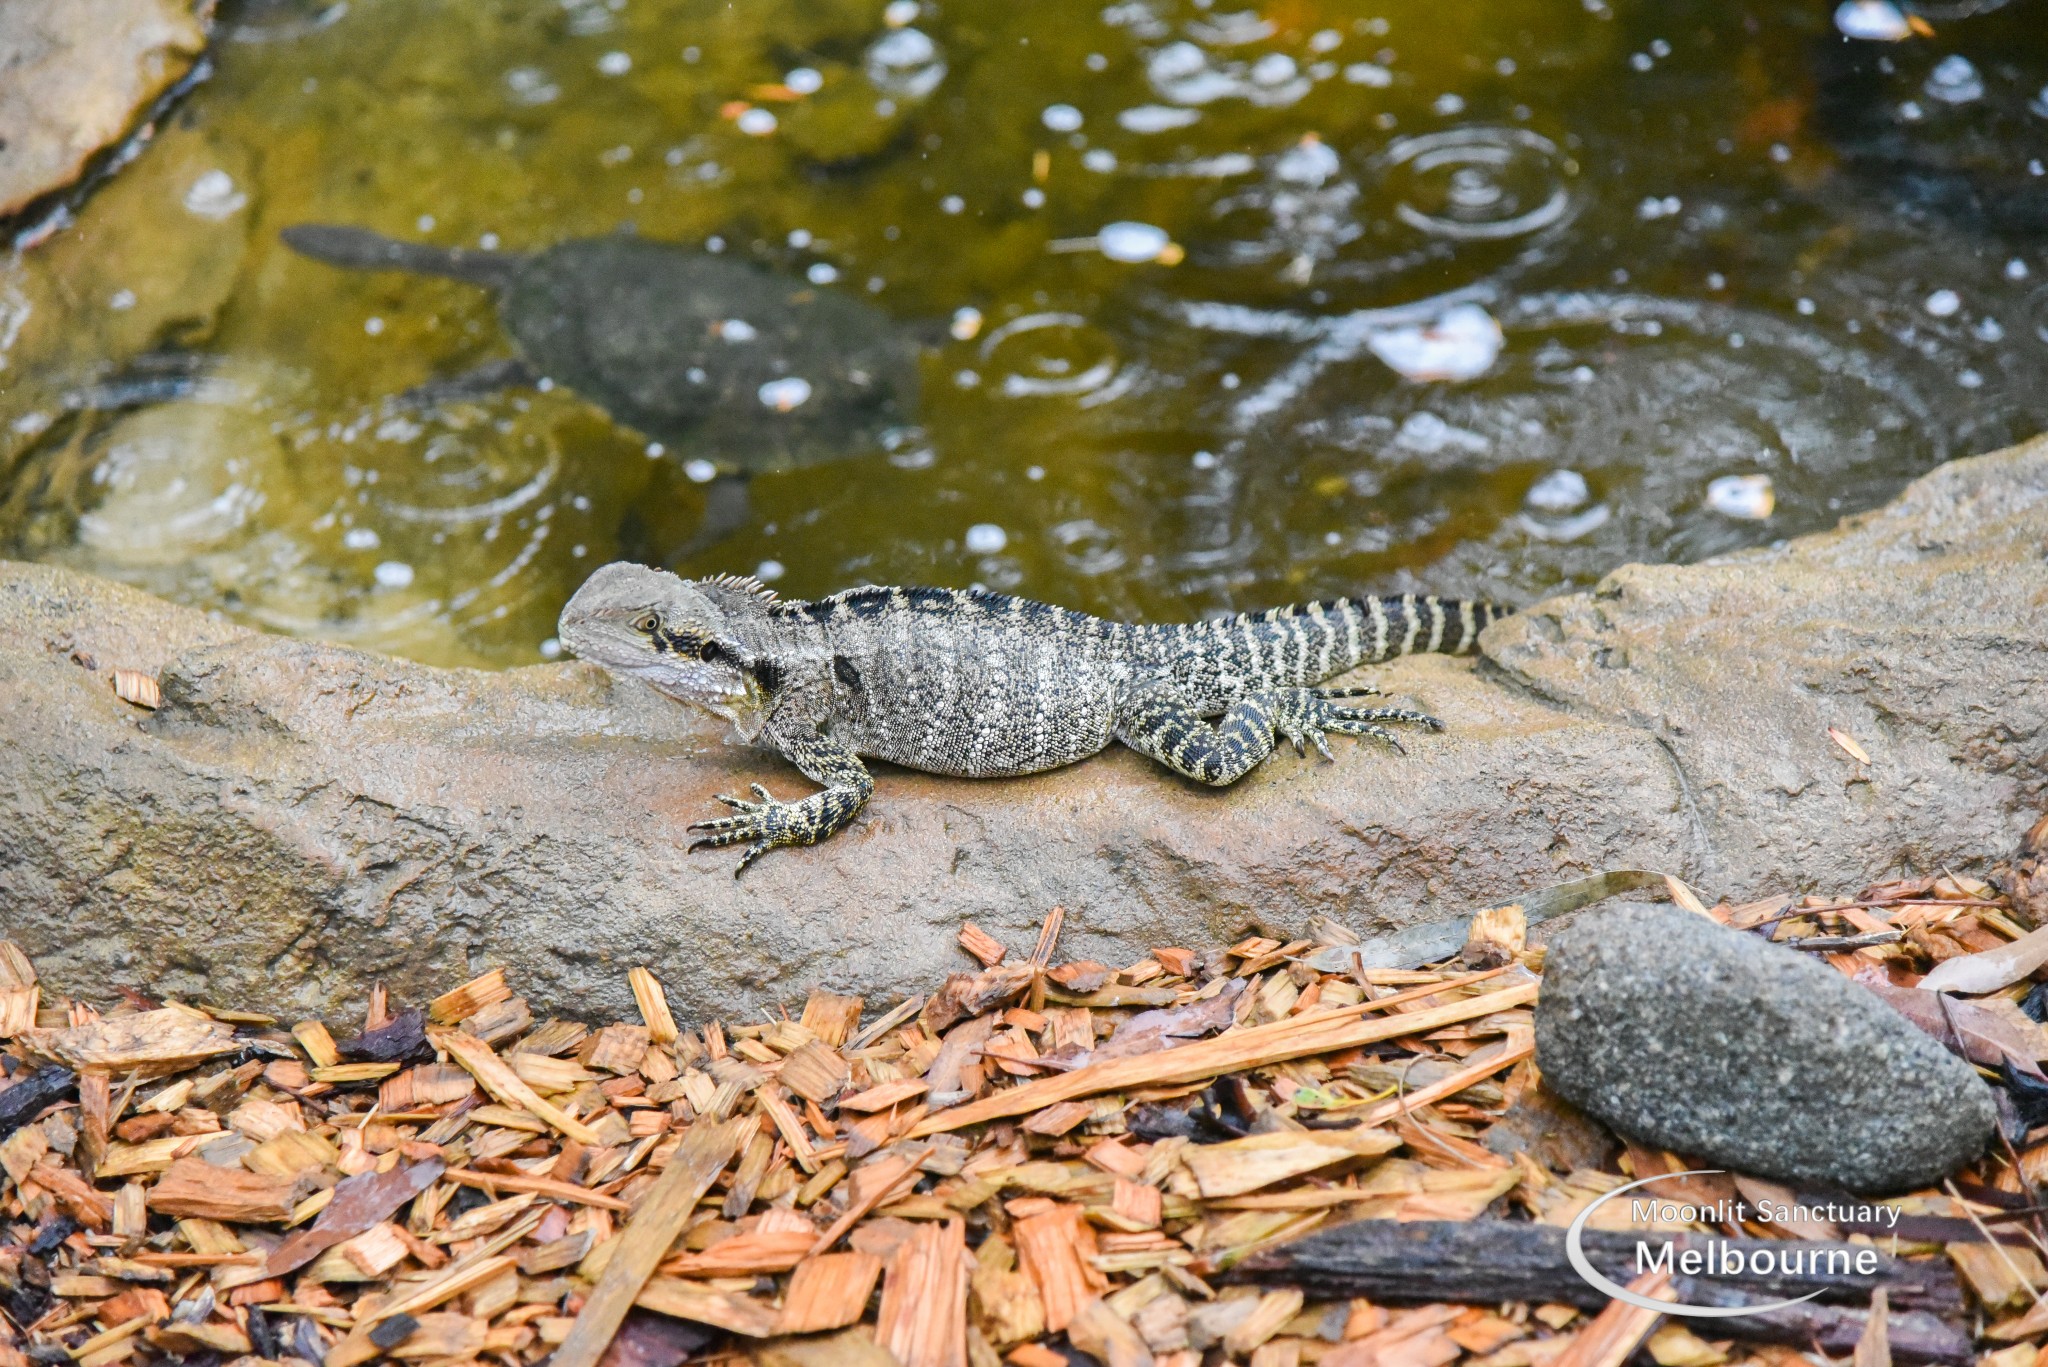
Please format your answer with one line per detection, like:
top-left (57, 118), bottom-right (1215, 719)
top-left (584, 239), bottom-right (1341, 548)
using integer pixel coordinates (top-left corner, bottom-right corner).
top-left (1, 435), bottom-right (2044, 1023)
top-left (1535, 904), bottom-right (1998, 1193)
top-left (0, 0), bottom-right (210, 218)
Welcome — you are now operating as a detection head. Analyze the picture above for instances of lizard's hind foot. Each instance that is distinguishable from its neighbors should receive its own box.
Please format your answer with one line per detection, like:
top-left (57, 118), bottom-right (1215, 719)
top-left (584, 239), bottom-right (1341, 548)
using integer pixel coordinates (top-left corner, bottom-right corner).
top-left (1298, 696), bottom-right (1444, 759)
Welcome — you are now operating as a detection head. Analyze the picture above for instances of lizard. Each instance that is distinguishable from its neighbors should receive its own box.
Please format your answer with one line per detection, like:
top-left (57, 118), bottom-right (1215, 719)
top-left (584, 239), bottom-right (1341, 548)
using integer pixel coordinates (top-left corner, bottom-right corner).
top-left (556, 561), bottom-right (1510, 873)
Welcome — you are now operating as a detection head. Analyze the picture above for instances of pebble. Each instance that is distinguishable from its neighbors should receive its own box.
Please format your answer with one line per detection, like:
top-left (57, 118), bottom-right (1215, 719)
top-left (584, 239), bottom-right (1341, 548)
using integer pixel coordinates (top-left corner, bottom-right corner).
top-left (1535, 905), bottom-right (1996, 1193)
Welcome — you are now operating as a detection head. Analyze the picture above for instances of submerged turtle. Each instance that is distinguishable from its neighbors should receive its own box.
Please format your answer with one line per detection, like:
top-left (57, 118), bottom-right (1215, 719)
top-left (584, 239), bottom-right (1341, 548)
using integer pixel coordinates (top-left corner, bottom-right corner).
top-left (281, 224), bottom-right (926, 553)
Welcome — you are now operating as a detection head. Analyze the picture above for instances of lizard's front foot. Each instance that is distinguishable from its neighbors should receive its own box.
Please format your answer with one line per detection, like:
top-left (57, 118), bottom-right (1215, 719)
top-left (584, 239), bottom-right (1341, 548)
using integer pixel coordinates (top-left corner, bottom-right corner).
top-left (687, 783), bottom-right (807, 876)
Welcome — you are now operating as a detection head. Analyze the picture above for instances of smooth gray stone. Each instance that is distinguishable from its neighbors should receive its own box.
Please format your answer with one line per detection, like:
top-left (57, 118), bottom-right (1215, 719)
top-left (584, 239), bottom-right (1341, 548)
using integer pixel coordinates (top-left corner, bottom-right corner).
top-left (1535, 903), bottom-right (1997, 1194)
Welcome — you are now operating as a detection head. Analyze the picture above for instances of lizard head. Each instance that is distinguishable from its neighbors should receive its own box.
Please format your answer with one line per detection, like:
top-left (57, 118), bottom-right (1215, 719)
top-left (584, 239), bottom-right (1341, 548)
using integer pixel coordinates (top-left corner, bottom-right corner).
top-left (557, 562), bottom-right (774, 740)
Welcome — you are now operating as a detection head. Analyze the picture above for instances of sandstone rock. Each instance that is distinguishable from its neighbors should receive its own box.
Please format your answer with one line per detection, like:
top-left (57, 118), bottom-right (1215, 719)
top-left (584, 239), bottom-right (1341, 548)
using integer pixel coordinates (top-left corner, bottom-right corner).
top-left (0, 0), bottom-right (210, 218)
top-left (0, 436), bottom-right (2044, 1022)
top-left (1485, 437), bottom-right (2048, 897)
top-left (1534, 904), bottom-right (1996, 1193)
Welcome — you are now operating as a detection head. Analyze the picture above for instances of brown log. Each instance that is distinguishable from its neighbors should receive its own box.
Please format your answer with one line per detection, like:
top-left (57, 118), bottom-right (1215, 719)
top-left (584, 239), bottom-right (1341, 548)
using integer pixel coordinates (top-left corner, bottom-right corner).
top-left (1226, 1220), bottom-right (1971, 1365)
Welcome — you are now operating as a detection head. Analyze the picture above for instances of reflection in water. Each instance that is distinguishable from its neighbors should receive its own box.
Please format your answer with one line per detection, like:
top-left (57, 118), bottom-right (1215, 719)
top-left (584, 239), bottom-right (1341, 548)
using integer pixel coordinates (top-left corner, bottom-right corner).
top-left (1, 0), bottom-right (2046, 665)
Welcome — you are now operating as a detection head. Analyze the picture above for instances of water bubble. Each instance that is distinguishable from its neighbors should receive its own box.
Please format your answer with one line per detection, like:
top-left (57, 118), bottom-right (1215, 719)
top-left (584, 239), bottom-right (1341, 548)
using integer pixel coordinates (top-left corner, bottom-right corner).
top-left (1310, 28), bottom-right (1343, 53)
top-left (756, 559), bottom-right (786, 582)
top-left (646, 441), bottom-right (666, 458)
top-left (1022, 188), bottom-right (1046, 208)
top-left (1924, 289), bottom-right (1961, 317)
top-left (1369, 127), bottom-right (1574, 241)
top-left (1526, 469), bottom-right (1591, 512)
top-left (1251, 54), bottom-right (1299, 87)
top-left (1119, 105), bottom-right (1201, 133)
top-left (717, 318), bottom-right (759, 342)
top-left (965, 523), bottom-right (1008, 554)
top-left (758, 377), bottom-right (814, 411)
top-left (1344, 62), bottom-right (1393, 87)
top-left (596, 51), bottom-right (631, 76)
top-left (108, 289), bottom-right (135, 311)
top-left (504, 66), bottom-right (560, 103)
top-left (363, 317), bottom-right (385, 336)
top-left (1923, 55), bottom-right (1983, 104)
top-left (1395, 411), bottom-right (1487, 454)
top-left (1366, 304), bottom-right (1505, 382)
top-left (1042, 103), bottom-right (1084, 132)
top-left (788, 228), bottom-right (814, 249)
top-left (1097, 221), bottom-right (1173, 262)
top-left (941, 194), bottom-right (966, 213)
top-left (1433, 93), bottom-right (1467, 117)
top-left (2009, 259), bottom-right (2032, 281)
top-left (1834, 0), bottom-right (1912, 39)
top-left (684, 459), bottom-right (719, 483)
top-left (1082, 149), bottom-right (1118, 173)
top-left (883, 0), bottom-right (919, 24)
top-left (785, 67), bottom-right (824, 95)
top-left (950, 306), bottom-right (983, 341)
top-left (182, 170), bottom-right (248, 220)
top-left (540, 638), bottom-right (563, 659)
top-left (342, 526), bottom-right (381, 550)
top-left (373, 561), bottom-right (416, 588)
top-left (1274, 135), bottom-right (1341, 187)
top-left (867, 28), bottom-right (946, 100)
top-left (1706, 473), bottom-right (1774, 519)
top-left (807, 263), bottom-right (839, 285)
top-left (736, 107), bottom-right (778, 136)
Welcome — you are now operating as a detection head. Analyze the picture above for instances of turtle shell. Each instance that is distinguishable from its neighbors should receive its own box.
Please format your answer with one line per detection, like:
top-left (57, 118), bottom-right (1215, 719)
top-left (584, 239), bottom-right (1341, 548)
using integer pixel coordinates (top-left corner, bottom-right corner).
top-left (497, 236), bottom-right (922, 473)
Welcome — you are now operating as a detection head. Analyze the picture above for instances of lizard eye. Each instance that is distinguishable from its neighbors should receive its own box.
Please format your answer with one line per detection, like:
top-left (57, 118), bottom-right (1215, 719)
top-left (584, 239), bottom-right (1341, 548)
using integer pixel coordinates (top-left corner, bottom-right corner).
top-left (631, 611), bottom-right (660, 635)
top-left (698, 641), bottom-right (724, 663)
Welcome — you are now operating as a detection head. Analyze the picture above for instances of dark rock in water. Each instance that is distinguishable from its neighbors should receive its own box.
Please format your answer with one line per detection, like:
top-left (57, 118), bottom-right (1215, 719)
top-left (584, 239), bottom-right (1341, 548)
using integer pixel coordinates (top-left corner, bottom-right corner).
top-left (1535, 904), bottom-right (1996, 1194)
top-left (281, 225), bottom-right (926, 549)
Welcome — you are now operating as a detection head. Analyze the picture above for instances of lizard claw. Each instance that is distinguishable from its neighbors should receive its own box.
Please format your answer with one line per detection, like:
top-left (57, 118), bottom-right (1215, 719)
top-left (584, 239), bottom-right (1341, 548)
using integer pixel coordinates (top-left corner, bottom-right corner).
top-left (1315, 684), bottom-right (1383, 700)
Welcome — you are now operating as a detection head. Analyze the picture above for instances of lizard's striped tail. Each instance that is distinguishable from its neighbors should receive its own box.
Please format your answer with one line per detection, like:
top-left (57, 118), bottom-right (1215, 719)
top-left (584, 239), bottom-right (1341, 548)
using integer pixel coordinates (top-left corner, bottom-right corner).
top-left (1231, 593), bottom-right (1512, 685)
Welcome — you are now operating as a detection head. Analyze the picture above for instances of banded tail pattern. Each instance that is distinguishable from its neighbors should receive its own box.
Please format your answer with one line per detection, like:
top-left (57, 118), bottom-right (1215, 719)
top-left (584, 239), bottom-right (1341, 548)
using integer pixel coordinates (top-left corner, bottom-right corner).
top-left (1169, 593), bottom-right (1511, 693)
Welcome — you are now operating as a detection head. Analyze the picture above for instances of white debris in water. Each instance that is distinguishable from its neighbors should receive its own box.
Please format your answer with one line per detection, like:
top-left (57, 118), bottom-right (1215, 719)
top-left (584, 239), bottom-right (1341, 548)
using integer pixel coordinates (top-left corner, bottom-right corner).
top-left (1394, 411), bottom-right (1487, 455)
top-left (343, 527), bottom-right (381, 550)
top-left (597, 51), bottom-right (632, 76)
top-left (1119, 104), bottom-right (1200, 132)
top-left (1344, 62), bottom-right (1393, 87)
top-left (737, 107), bottom-right (778, 135)
top-left (1026, 465), bottom-right (1046, 480)
top-left (950, 306), bottom-right (984, 340)
top-left (758, 376), bottom-right (813, 411)
top-left (540, 638), bottom-right (562, 659)
top-left (2009, 259), bottom-right (2032, 281)
top-left (884, 0), bottom-right (919, 25)
top-left (1310, 28), bottom-right (1343, 52)
top-left (965, 523), bottom-right (1008, 554)
top-left (1365, 304), bottom-right (1504, 383)
top-left (1097, 221), bottom-right (1173, 262)
top-left (1082, 149), bottom-right (1118, 173)
top-left (1042, 103), bottom-right (1084, 132)
top-left (504, 67), bottom-right (561, 104)
top-left (645, 441), bottom-right (665, 458)
top-left (1924, 288), bottom-right (1961, 318)
top-left (1958, 369), bottom-right (1984, 388)
top-left (1252, 54), bottom-right (1298, 87)
top-left (1525, 469), bottom-right (1591, 512)
top-left (1637, 195), bottom-right (1682, 220)
top-left (108, 289), bottom-right (135, 311)
top-left (684, 459), bottom-right (719, 483)
top-left (788, 228), bottom-right (813, 248)
top-left (1923, 55), bottom-right (1984, 104)
top-left (1835, 0), bottom-right (1911, 37)
top-left (717, 318), bottom-right (759, 341)
top-left (867, 28), bottom-right (946, 100)
top-left (1796, 297), bottom-right (1816, 315)
top-left (364, 317), bottom-right (385, 336)
top-left (1022, 187), bottom-right (1046, 208)
top-left (786, 67), bottom-right (824, 94)
top-left (2033, 86), bottom-right (2048, 119)
top-left (756, 559), bottom-right (786, 582)
top-left (183, 170), bottom-right (247, 220)
top-left (941, 194), bottom-right (965, 213)
top-left (416, 214), bottom-right (436, 232)
top-left (1706, 474), bottom-right (1775, 520)
top-left (807, 262), bottom-right (839, 284)
top-left (1274, 135), bottom-right (1340, 186)
top-left (373, 561), bottom-right (415, 588)
top-left (1433, 93), bottom-right (1466, 116)
top-left (1192, 450), bottom-right (1219, 470)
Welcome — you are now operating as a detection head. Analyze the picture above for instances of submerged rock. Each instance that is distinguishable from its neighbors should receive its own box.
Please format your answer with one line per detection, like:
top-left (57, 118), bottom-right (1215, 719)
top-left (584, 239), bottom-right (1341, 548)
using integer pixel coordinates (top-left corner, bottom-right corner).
top-left (0, 0), bottom-right (211, 218)
top-left (1535, 904), bottom-right (1996, 1193)
top-left (0, 435), bottom-right (2043, 1023)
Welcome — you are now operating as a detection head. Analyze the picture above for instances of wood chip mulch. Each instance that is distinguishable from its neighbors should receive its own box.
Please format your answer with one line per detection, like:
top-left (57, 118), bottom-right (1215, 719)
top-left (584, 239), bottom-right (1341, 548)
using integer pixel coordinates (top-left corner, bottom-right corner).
top-left (2, 870), bottom-right (2047, 1367)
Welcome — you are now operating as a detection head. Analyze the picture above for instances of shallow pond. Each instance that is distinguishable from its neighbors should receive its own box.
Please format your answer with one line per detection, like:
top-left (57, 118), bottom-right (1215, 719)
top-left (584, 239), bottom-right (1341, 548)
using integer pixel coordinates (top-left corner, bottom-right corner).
top-left (3, 0), bottom-right (2045, 666)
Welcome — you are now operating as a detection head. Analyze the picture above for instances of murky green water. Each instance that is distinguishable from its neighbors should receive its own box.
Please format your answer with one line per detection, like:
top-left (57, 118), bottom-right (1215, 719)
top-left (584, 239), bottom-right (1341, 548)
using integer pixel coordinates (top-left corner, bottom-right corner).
top-left (3, 0), bottom-right (2045, 666)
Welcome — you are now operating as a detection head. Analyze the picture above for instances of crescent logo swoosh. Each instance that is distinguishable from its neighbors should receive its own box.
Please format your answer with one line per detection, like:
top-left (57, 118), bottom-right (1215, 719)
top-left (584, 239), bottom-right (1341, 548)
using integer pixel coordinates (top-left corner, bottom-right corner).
top-left (1564, 1170), bottom-right (1827, 1319)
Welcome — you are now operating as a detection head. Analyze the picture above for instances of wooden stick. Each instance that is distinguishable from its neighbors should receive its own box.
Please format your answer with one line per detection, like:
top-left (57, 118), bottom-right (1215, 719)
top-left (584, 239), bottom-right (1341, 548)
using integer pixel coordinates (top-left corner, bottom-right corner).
top-left (441, 1167), bottom-right (630, 1211)
top-left (437, 1030), bottom-right (600, 1145)
top-left (549, 1117), bottom-right (751, 1367)
top-left (1552, 1271), bottom-right (1672, 1367)
top-left (906, 979), bottom-right (1538, 1137)
top-left (1343, 1030), bottom-right (1534, 1127)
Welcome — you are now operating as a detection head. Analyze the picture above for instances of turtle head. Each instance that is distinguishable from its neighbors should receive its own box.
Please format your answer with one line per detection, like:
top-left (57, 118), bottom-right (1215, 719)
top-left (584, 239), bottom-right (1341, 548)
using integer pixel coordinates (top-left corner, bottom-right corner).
top-left (558, 562), bottom-right (774, 739)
